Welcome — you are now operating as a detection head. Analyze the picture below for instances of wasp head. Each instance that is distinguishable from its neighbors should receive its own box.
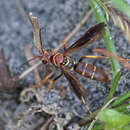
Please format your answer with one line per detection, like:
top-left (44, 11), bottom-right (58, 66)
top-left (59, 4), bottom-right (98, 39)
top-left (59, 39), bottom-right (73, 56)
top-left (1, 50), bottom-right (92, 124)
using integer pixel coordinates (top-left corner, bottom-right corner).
top-left (41, 49), bottom-right (54, 64)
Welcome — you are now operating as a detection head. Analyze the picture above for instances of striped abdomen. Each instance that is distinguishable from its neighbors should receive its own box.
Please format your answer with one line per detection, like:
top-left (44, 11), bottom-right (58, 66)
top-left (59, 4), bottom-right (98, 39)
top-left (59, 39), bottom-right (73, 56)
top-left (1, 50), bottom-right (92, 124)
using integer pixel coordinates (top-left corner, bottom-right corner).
top-left (74, 62), bottom-right (109, 82)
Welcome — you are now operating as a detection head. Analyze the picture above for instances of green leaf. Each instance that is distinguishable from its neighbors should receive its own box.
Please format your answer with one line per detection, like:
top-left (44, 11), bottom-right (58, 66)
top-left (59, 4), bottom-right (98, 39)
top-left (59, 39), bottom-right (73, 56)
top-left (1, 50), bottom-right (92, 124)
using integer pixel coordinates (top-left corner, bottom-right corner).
top-left (99, 108), bottom-right (130, 130)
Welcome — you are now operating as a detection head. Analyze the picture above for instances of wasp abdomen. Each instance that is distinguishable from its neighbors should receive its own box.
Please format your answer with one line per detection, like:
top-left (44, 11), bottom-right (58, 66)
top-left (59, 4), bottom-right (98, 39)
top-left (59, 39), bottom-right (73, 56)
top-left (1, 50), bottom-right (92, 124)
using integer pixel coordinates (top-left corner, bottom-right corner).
top-left (74, 62), bottom-right (109, 83)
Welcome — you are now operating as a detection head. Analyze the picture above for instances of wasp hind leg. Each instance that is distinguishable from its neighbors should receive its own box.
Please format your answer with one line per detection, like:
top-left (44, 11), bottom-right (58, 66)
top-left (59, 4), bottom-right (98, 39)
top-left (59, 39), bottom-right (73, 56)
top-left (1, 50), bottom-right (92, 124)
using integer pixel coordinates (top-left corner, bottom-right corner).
top-left (79, 55), bottom-right (109, 62)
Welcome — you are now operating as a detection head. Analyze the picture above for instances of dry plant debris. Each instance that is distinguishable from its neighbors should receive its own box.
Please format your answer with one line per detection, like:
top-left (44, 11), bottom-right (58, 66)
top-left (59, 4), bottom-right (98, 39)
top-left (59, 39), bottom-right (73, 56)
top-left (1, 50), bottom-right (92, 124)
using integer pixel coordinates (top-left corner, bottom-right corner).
top-left (24, 44), bottom-right (41, 83)
top-left (93, 48), bottom-right (130, 70)
top-left (0, 49), bottom-right (19, 91)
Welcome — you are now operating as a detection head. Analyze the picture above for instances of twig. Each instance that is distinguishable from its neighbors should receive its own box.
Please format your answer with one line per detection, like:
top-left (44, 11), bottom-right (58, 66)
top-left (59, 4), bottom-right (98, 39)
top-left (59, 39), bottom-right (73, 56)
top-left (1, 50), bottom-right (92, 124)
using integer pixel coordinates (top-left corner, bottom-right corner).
top-left (20, 87), bottom-right (43, 103)
top-left (24, 44), bottom-right (41, 83)
top-left (20, 91), bottom-right (56, 115)
top-left (15, 0), bottom-right (28, 21)
top-left (24, 44), bottom-right (42, 100)
top-left (54, 9), bottom-right (93, 52)
top-left (19, 61), bottom-right (42, 79)
top-left (29, 12), bottom-right (41, 52)
top-left (18, 12), bottom-right (42, 80)
top-left (88, 97), bottom-right (118, 130)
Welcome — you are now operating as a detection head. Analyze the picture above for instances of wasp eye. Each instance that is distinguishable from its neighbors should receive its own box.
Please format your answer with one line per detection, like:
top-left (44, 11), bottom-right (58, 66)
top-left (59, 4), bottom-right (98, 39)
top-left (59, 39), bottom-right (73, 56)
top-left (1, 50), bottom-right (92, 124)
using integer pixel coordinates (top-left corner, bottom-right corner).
top-left (42, 60), bottom-right (48, 64)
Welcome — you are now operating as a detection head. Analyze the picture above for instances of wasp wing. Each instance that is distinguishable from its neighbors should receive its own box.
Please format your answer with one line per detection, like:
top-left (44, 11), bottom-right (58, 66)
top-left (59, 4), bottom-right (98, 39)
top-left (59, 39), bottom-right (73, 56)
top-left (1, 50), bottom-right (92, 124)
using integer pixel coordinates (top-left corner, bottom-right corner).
top-left (60, 65), bottom-right (87, 99)
top-left (63, 22), bottom-right (106, 55)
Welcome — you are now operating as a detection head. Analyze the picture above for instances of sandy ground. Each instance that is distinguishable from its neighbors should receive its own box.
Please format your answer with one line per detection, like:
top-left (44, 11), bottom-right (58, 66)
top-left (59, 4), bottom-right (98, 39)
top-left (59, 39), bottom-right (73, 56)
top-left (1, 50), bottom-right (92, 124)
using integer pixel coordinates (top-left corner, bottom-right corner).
top-left (0, 0), bottom-right (129, 129)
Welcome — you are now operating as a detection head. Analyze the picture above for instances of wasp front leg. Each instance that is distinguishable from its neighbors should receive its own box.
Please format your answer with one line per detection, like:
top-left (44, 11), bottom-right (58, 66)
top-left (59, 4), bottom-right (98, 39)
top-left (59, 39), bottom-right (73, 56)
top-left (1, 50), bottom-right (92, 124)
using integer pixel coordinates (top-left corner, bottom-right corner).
top-left (45, 73), bottom-right (63, 94)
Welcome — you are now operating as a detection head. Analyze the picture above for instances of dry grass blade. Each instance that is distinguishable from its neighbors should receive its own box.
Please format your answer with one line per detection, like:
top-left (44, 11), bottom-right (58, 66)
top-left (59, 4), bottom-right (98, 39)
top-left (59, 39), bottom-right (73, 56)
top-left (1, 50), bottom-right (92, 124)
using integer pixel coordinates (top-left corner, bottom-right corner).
top-left (93, 48), bottom-right (130, 70)
top-left (96, 0), bottom-right (110, 21)
top-left (19, 61), bottom-right (42, 79)
top-left (97, 1), bottom-right (130, 43)
top-left (16, 0), bottom-right (28, 21)
top-left (109, 8), bottom-right (130, 43)
top-left (54, 9), bottom-right (93, 52)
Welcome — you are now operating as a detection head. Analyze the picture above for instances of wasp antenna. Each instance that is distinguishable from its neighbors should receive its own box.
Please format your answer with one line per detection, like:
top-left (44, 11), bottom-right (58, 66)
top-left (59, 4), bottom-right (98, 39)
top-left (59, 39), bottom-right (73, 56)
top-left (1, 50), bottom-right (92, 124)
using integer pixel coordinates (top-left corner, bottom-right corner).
top-left (20, 55), bottom-right (42, 67)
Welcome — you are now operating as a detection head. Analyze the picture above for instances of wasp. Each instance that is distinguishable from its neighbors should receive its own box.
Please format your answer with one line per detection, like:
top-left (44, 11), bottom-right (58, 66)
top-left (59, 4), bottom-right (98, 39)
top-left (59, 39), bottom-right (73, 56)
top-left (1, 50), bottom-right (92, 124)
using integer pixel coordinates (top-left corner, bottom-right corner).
top-left (29, 22), bottom-right (109, 100)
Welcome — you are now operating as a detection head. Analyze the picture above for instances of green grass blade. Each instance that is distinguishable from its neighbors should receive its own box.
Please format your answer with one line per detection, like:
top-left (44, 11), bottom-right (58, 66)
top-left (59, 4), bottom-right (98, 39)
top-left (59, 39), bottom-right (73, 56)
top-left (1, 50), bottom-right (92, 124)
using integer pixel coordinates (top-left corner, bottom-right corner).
top-left (111, 91), bottom-right (130, 107)
top-left (105, 70), bottom-right (120, 103)
top-left (113, 103), bottom-right (130, 113)
top-left (109, 0), bottom-right (130, 19)
top-left (89, 0), bottom-right (120, 103)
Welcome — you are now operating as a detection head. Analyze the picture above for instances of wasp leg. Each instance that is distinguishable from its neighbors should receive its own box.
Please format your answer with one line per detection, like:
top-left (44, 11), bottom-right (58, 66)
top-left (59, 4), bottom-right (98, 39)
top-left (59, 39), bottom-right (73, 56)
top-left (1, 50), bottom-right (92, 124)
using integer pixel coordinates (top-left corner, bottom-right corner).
top-left (34, 73), bottom-right (54, 89)
top-left (79, 55), bottom-right (109, 62)
top-left (62, 40), bottom-right (67, 51)
top-left (81, 96), bottom-right (93, 115)
top-left (45, 73), bottom-right (63, 94)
